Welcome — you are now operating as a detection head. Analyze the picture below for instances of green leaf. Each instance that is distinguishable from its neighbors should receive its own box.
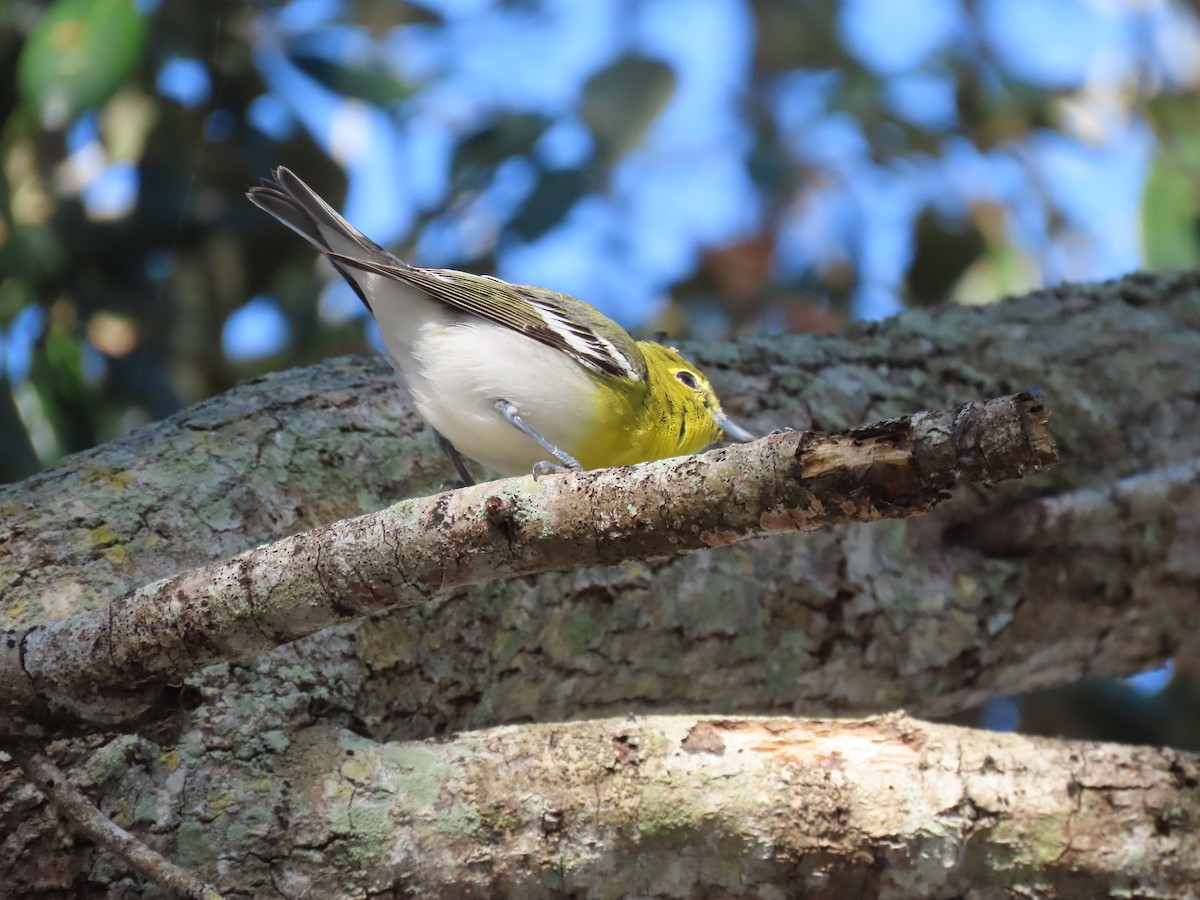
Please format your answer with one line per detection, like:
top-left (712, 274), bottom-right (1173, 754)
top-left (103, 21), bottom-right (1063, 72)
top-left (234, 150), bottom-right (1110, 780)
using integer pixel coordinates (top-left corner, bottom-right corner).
top-left (951, 241), bottom-right (1040, 307)
top-left (450, 114), bottom-right (551, 187)
top-left (509, 168), bottom-right (589, 241)
top-left (0, 279), bottom-right (29, 328)
top-left (356, 0), bottom-right (443, 35)
top-left (750, 0), bottom-right (848, 72)
top-left (1141, 160), bottom-right (1200, 270)
top-left (289, 51), bottom-right (412, 108)
top-left (18, 0), bottom-right (147, 128)
top-left (582, 55), bottom-right (675, 164)
top-left (905, 209), bottom-right (987, 306)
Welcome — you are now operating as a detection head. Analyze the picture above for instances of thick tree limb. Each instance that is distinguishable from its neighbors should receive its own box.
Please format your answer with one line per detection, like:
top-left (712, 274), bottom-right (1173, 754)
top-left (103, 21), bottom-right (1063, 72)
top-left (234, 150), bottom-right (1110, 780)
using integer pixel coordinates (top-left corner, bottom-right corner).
top-left (3, 272), bottom-right (1197, 740)
top-left (9, 715), bottom-right (1198, 897)
top-left (0, 270), bottom-right (1196, 897)
top-left (1, 272), bottom-right (1194, 623)
top-left (2, 272), bottom-right (1199, 739)
top-left (955, 456), bottom-right (1200, 555)
top-left (0, 357), bottom-right (428, 623)
top-left (1, 393), bottom-right (1054, 736)
top-left (3, 743), bottom-right (221, 899)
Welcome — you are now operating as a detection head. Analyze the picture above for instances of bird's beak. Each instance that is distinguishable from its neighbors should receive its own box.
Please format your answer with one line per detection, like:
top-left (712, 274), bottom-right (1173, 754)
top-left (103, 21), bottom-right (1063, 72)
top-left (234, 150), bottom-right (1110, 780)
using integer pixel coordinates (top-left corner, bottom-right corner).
top-left (715, 413), bottom-right (757, 444)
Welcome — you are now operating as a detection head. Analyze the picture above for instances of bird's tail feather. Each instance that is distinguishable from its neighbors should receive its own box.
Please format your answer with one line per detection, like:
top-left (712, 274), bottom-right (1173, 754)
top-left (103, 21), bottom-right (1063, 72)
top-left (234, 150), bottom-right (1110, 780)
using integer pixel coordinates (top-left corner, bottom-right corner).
top-left (248, 167), bottom-right (405, 313)
top-left (247, 167), bottom-right (392, 264)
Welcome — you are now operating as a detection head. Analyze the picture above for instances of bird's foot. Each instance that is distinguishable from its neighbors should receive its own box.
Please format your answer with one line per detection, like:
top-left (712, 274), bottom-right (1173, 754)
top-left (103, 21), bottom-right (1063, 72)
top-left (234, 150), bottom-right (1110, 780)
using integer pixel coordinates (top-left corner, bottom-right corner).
top-left (530, 460), bottom-right (574, 480)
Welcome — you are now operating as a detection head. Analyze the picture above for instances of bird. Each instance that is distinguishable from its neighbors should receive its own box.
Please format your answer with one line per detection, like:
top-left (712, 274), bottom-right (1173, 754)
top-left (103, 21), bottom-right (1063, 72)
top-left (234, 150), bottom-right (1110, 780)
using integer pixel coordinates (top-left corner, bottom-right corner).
top-left (247, 167), bottom-right (755, 485)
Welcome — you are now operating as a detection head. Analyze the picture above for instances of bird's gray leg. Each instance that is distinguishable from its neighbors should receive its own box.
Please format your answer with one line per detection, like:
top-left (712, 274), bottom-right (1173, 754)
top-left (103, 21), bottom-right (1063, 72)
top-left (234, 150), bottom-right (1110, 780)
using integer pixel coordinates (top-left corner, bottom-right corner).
top-left (494, 400), bottom-right (582, 477)
top-left (434, 430), bottom-right (475, 487)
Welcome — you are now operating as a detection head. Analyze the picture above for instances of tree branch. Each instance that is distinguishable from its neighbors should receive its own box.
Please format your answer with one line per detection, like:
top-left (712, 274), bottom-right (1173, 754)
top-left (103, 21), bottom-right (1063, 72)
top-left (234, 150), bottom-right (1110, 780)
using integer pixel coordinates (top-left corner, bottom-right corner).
top-left (3, 273), bottom-right (1197, 735)
top-left (15, 715), bottom-right (1198, 897)
top-left (1, 273), bottom-right (1197, 897)
top-left (3, 270), bottom-right (1195, 628)
top-left (954, 456), bottom-right (1200, 555)
top-left (2, 273), bottom-right (1200, 739)
top-left (3, 743), bottom-right (221, 899)
top-left (1, 393), bottom-right (1054, 735)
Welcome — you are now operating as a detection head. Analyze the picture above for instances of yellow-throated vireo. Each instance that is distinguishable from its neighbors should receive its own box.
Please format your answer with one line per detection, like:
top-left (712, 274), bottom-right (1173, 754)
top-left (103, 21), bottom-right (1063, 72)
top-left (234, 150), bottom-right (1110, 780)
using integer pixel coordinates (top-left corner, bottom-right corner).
top-left (248, 167), bottom-right (755, 484)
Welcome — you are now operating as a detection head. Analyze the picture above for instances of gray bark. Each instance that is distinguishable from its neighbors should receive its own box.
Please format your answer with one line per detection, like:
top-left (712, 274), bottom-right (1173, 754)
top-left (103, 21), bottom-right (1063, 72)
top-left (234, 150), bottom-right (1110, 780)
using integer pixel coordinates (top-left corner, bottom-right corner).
top-left (2, 270), bottom-right (1199, 897)
top-left (2, 271), bottom-right (1196, 735)
top-left (2, 394), bottom-right (1054, 737)
top-left (4, 715), bottom-right (1198, 898)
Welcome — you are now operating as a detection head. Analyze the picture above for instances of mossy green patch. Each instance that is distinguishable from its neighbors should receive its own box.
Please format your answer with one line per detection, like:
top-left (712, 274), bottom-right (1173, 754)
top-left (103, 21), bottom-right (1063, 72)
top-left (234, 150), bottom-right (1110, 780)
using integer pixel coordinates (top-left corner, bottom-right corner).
top-left (110, 799), bottom-right (133, 828)
top-left (478, 801), bottom-right (521, 837)
top-left (174, 819), bottom-right (211, 867)
top-left (207, 788), bottom-right (234, 812)
top-left (260, 729), bottom-right (291, 754)
top-left (1019, 813), bottom-right (1072, 864)
top-left (431, 796), bottom-right (480, 838)
top-left (490, 628), bottom-right (525, 668)
top-left (637, 782), bottom-right (704, 846)
top-left (732, 628), bottom-right (765, 659)
top-left (242, 802), bottom-right (278, 837)
top-left (341, 756), bottom-right (374, 783)
top-left (379, 744), bottom-right (448, 810)
top-left (2, 599), bottom-right (30, 624)
top-left (83, 467), bottom-right (132, 491)
top-left (176, 729), bottom-right (206, 763)
top-left (196, 495), bottom-right (239, 531)
top-left (540, 602), bottom-right (597, 661)
top-left (355, 616), bottom-right (419, 669)
top-left (133, 792), bottom-right (158, 826)
top-left (225, 821), bottom-right (248, 847)
top-left (87, 523), bottom-right (122, 548)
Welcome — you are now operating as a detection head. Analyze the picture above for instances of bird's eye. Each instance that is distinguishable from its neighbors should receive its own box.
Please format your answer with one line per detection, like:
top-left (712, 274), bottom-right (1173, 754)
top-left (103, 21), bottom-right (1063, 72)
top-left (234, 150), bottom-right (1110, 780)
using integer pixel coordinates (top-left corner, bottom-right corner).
top-left (675, 370), bottom-right (699, 390)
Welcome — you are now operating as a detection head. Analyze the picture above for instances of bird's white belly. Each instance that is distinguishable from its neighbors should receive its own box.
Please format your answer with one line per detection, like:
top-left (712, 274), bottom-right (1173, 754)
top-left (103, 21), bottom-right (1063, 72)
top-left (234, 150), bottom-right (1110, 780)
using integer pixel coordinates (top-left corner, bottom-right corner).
top-left (397, 320), bottom-right (600, 476)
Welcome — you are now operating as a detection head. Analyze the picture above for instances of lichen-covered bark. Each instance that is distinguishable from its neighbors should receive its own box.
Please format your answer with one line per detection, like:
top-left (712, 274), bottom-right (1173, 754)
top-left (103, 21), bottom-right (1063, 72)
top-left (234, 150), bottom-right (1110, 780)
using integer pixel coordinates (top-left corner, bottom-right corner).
top-left (2, 272), bottom-right (1199, 896)
top-left (5, 716), bottom-right (1197, 898)
top-left (4, 272), bottom-right (1198, 620)
top-left (2, 274), bottom-right (1196, 735)
top-left (0, 359), bottom-right (429, 623)
top-left (2, 395), bottom-right (1054, 736)
top-left (4, 744), bottom-right (219, 900)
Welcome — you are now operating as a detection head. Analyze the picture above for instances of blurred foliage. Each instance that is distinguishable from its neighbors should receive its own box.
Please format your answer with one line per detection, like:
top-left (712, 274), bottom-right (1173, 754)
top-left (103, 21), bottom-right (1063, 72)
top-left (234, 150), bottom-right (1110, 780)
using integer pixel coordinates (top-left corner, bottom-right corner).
top-left (581, 54), bottom-right (676, 165)
top-left (4, 0), bottom-right (1198, 478)
top-left (1, 0), bottom-right (1198, 746)
top-left (18, 0), bottom-right (147, 129)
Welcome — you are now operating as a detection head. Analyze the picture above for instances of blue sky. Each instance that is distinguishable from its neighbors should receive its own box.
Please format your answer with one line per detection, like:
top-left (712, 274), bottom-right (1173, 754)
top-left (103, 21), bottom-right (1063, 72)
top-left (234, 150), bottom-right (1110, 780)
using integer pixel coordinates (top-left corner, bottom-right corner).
top-left (220, 0), bottom-right (1179, 346)
top-left (7, 0), bottom-right (1197, 367)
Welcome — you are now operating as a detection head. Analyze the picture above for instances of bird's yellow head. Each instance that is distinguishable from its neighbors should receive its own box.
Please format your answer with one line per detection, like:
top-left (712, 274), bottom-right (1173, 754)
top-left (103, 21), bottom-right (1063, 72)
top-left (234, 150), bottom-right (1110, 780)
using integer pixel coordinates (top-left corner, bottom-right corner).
top-left (637, 341), bottom-right (756, 458)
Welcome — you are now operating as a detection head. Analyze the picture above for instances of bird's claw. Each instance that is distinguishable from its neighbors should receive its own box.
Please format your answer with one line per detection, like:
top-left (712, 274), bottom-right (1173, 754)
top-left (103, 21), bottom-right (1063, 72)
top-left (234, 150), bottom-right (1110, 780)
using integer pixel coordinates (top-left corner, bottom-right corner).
top-left (531, 460), bottom-right (572, 480)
